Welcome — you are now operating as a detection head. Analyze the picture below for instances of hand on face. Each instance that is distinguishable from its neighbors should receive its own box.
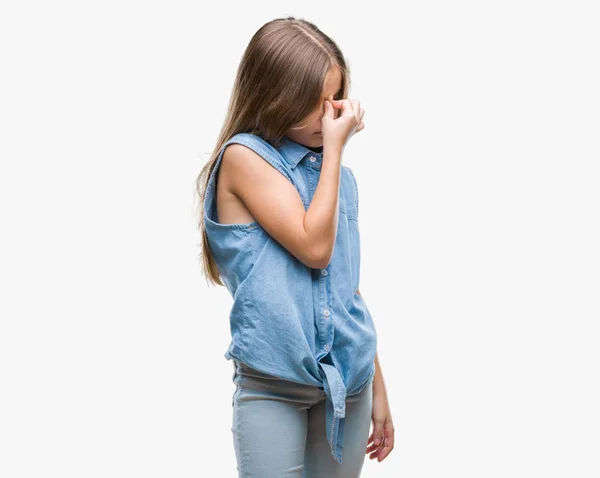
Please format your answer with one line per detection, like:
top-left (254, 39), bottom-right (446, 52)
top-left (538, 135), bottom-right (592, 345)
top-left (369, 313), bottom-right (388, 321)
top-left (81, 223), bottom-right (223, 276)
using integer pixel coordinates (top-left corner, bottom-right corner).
top-left (320, 98), bottom-right (365, 151)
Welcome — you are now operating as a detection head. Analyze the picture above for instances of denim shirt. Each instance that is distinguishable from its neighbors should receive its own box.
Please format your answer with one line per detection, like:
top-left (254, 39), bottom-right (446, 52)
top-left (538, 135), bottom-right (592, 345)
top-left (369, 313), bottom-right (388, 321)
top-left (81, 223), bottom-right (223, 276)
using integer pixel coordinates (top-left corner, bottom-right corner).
top-left (203, 132), bottom-right (378, 464)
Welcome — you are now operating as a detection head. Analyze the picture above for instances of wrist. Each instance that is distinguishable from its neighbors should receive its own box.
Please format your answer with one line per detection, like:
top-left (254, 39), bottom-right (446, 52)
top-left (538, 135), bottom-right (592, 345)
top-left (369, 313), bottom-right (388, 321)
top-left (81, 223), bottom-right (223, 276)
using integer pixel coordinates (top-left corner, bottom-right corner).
top-left (323, 141), bottom-right (343, 159)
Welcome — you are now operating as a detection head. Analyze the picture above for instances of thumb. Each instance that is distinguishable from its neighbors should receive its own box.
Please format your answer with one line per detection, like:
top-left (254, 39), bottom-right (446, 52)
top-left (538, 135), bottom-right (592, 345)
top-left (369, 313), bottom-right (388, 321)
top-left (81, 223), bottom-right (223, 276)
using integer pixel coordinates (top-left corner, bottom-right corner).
top-left (371, 421), bottom-right (385, 446)
top-left (323, 99), bottom-right (334, 119)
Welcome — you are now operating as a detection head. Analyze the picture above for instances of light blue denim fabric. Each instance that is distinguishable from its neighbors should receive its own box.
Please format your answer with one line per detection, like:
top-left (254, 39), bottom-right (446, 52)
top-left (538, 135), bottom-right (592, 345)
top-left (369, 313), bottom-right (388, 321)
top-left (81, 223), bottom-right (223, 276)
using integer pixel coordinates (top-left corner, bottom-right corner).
top-left (231, 359), bottom-right (373, 477)
top-left (204, 132), bottom-right (377, 464)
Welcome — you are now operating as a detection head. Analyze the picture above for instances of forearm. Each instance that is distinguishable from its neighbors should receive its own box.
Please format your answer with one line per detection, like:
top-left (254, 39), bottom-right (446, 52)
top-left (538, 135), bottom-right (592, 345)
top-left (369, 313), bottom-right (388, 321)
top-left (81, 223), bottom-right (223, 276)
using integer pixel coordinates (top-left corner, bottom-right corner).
top-left (373, 351), bottom-right (388, 398)
top-left (356, 288), bottom-right (388, 398)
top-left (304, 146), bottom-right (343, 262)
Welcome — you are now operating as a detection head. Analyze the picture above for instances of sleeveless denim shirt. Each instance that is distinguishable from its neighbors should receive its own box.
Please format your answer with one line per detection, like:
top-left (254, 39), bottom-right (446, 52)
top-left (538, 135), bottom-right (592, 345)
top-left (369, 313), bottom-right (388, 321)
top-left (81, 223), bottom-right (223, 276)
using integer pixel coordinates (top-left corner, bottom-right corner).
top-left (203, 132), bottom-right (378, 464)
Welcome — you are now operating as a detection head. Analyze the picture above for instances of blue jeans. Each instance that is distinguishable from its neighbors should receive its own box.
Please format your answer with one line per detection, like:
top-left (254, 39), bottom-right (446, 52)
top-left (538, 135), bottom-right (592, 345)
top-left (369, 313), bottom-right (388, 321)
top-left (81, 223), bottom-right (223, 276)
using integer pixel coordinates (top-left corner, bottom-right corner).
top-left (230, 359), bottom-right (373, 477)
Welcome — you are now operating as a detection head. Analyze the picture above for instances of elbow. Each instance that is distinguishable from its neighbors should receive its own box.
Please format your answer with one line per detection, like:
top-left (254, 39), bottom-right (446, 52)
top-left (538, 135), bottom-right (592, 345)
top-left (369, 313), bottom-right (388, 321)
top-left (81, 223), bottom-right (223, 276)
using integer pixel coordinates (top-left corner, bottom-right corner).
top-left (311, 255), bottom-right (331, 271)
top-left (304, 241), bottom-right (333, 270)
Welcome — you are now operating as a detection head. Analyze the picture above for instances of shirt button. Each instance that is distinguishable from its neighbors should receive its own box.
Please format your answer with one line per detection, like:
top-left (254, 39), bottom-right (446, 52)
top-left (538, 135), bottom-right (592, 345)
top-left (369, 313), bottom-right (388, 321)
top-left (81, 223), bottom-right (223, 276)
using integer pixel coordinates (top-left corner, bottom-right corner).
top-left (324, 309), bottom-right (330, 317)
top-left (321, 269), bottom-right (328, 276)
top-left (309, 156), bottom-right (316, 162)
top-left (324, 344), bottom-right (330, 351)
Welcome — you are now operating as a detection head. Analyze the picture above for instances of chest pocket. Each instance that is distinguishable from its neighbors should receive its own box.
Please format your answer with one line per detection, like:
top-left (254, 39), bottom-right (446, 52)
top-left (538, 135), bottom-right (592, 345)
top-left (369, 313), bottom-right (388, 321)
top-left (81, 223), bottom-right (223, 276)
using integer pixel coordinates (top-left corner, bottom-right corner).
top-left (293, 164), bottom-right (358, 216)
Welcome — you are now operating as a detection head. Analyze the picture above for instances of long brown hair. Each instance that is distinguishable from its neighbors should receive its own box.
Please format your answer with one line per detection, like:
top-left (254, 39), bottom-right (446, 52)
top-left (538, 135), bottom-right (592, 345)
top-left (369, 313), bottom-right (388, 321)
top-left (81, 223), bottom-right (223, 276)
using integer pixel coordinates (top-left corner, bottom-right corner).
top-left (195, 16), bottom-right (351, 286)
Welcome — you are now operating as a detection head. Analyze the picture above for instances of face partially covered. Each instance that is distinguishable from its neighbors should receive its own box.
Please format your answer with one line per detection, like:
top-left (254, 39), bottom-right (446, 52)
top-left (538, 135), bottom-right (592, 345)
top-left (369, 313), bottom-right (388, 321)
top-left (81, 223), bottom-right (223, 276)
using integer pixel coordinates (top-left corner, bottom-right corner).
top-left (285, 67), bottom-right (342, 148)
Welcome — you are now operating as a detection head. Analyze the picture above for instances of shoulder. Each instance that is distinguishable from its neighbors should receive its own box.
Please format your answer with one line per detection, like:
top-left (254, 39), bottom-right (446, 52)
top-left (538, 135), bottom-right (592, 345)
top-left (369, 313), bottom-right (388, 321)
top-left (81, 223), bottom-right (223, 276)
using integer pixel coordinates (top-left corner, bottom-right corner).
top-left (223, 133), bottom-right (279, 163)
top-left (220, 133), bottom-right (293, 183)
top-left (222, 134), bottom-right (271, 166)
top-left (221, 142), bottom-right (257, 163)
top-left (220, 143), bottom-right (266, 182)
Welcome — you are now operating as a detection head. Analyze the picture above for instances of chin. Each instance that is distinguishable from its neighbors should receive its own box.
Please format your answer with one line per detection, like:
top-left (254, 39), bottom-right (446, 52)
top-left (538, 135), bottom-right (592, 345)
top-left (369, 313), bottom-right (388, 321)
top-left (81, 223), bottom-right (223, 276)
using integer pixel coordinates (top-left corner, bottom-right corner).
top-left (288, 133), bottom-right (323, 149)
top-left (309, 135), bottom-right (324, 147)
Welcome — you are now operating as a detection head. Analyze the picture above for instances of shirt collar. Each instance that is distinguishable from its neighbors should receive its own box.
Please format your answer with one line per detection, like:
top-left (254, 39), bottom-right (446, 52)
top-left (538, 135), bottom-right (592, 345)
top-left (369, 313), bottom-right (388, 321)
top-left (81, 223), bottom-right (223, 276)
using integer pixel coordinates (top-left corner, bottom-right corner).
top-left (276, 136), bottom-right (322, 169)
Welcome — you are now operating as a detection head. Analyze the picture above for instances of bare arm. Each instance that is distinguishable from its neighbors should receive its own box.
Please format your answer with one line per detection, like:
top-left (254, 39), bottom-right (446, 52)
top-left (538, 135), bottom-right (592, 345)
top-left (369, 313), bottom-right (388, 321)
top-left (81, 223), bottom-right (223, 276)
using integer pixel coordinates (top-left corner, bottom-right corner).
top-left (222, 143), bottom-right (343, 269)
top-left (372, 351), bottom-right (388, 400)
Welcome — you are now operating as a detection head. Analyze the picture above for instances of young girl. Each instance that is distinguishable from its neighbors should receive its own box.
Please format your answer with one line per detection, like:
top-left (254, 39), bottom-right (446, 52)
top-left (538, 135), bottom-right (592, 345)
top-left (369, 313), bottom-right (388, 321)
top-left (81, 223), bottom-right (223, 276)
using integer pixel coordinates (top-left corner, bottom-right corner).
top-left (197, 16), bottom-right (394, 477)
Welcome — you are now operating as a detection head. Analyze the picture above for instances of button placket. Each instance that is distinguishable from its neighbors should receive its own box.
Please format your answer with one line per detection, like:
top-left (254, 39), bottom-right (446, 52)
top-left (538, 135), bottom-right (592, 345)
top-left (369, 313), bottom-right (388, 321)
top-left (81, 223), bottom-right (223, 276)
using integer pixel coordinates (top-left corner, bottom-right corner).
top-left (310, 160), bottom-right (329, 356)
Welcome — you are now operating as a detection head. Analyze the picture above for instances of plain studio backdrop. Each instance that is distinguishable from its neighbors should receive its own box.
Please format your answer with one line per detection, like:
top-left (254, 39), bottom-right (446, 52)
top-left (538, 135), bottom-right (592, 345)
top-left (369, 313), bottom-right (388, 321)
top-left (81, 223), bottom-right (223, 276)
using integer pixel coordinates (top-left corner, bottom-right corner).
top-left (1, 1), bottom-right (598, 477)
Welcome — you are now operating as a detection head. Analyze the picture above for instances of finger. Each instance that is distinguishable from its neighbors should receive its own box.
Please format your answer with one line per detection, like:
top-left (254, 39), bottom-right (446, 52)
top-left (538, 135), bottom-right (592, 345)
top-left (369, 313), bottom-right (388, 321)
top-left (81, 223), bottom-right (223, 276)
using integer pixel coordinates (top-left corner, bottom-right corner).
top-left (377, 439), bottom-right (394, 462)
top-left (371, 423), bottom-right (384, 447)
top-left (383, 431), bottom-right (394, 449)
top-left (332, 98), bottom-right (355, 116)
top-left (330, 98), bottom-right (345, 109)
top-left (374, 432), bottom-right (394, 460)
top-left (323, 99), bottom-right (334, 119)
top-left (366, 442), bottom-right (380, 454)
top-left (350, 99), bottom-right (360, 120)
top-left (369, 443), bottom-right (384, 460)
top-left (366, 432), bottom-right (378, 450)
